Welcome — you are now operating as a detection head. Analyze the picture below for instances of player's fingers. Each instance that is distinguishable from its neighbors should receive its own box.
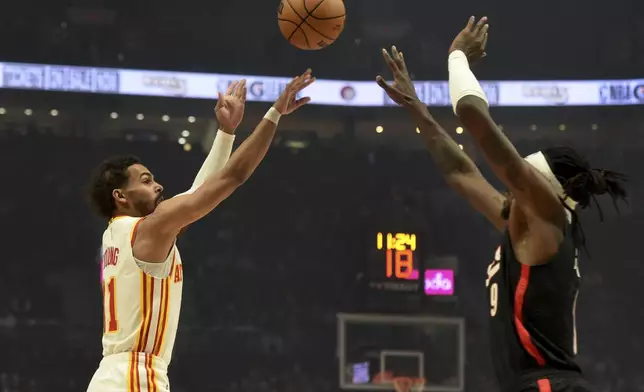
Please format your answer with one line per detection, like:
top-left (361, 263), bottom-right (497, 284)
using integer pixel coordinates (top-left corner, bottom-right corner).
top-left (376, 76), bottom-right (398, 95)
top-left (226, 81), bottom-right (238, 96)
top-left (286, 76), bottom-right (300, 92)
top-left (241, 84), bottom-right (247, 103)
top-left (392, 46), bottom-right (407, 73)
top-left (481, 32), bottom-right (489, 50)
top-left (398, 51), bottom-right (409, 75)
top-left (294, 96), bottom-right (311, 108)
top-left (298, 76), bottom-right (316, 91)
top-left (473, 16), bottom-right (488, 35)
top-left (215, 92), bottom-right (225, 110)
top-left (297, 68), bottom-right (312, 83)
top-left (381, 48), bottom-right (400, 74)
top-left (464, 16), bottom-right (475, 31)
top-left (234, 80), bottom-right (246, 99)
top-left (479, 24), bottom-right (489, 42)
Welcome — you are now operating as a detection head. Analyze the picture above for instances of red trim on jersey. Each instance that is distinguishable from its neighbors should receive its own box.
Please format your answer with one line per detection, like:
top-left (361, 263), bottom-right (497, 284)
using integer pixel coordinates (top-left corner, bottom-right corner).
top-left (128, 352), bottom-right (135, 392)
top-left (513, 264), bottom-right (546, 366)
top-left (152, 279), bottom-right (168, 355)
top-left (537, 378), bottom-right (552, 392)
top-left (130, 218), bottom-right (145, 247)
top-left (145, 353), bottom-right (157, 392)
top-left (134, 353), bottom-right (141, 392)
top-left (153, 251), bottom-right (175, 355)
top-left (139, 278), bottom-right (155, 352)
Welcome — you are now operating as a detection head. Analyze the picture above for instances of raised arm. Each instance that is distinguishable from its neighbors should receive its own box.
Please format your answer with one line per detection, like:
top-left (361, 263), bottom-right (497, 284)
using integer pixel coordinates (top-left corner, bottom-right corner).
top-left (447, 17), bottom-right (565, 230)
top-left (182, 81), bottom-right (247, 195)
top-left (376, 46), bottom-right (506, 230)
top-left (133, 70), bottom-right (315, 262)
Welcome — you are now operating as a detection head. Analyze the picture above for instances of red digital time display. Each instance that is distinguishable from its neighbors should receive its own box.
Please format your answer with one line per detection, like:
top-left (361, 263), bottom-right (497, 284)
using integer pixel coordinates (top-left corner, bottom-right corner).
top-left (376, 232), bottom-right (419, 280)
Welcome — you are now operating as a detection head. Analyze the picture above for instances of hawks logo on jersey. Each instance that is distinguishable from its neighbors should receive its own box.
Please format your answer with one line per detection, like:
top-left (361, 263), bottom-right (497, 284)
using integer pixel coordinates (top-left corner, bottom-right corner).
top-left (101, 216), bottom-right (184, 365)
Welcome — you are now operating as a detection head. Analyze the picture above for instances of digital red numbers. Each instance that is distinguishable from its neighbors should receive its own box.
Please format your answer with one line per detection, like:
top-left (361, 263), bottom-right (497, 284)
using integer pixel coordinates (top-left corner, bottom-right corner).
top-left (377, 232), bottom-right (417, 280)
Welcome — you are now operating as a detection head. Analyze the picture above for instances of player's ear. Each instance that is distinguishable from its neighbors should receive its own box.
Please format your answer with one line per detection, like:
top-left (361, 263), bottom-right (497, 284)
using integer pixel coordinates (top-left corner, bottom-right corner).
top-left (112, 189), bottom-right (127, 204)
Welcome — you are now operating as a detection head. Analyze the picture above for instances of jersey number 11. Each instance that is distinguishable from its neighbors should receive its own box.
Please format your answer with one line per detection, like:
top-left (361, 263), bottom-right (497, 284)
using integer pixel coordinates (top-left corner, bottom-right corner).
top-left (102, 277), bottom-right (119, 333)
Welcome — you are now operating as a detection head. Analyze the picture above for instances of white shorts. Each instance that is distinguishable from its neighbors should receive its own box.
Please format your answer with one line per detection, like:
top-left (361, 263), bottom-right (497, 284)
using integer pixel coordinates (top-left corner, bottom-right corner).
top-left (87, 352), bottom-right (170, 392)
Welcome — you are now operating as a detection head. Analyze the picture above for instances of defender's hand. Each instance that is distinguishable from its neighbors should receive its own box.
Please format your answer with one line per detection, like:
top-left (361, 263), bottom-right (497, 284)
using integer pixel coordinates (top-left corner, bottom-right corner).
top-left (273, 69), bottom-right (316, 115)
top-left (215, 80), bottom-right (247, 134)
top-left (376, 46), bottom-right (421, 107)
top-left (449, 16), bottom-right (489, 65)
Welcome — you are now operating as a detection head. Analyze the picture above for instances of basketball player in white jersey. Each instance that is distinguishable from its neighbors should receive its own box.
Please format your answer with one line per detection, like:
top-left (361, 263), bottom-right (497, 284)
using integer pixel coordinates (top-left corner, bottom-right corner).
top-left (86, 70), bottom-right (315, 392)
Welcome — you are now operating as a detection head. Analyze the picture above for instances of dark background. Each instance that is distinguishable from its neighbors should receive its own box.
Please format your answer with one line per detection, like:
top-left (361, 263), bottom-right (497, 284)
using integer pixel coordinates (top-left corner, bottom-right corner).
top-left (0, 0), bottom-right (643, 391)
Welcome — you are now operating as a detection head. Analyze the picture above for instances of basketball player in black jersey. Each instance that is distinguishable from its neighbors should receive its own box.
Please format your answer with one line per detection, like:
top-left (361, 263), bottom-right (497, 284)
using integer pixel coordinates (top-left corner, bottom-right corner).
top-left (376, 18), bottom-right (628, 392)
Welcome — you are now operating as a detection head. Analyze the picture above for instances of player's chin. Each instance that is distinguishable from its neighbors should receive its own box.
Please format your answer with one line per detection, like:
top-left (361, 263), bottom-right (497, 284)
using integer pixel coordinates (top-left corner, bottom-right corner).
top-left (147, 196), bottom-right (164, 213)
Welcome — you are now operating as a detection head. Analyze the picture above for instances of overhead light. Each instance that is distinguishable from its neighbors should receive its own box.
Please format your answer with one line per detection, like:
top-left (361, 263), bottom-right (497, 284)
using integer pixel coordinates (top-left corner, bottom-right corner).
top-left (110, 112), bottom-right (118, 119)
top-left (136, 113), bottom-right (144, 120)
top-left (181, 130), bottom-right (190, 137)
top-left (162, 115), bottom-right (170, 122)
top-left (24, 109), bottom-right (33, 116)
top-left (376, 125), bottom-right (383, 133)
top-left (558, 124), bottom-right (566, 131)
top-left (591, 124), bottom-right (598, 130)
top-left (188, 116), bottom-right (196, 123)
top-left (456, 127), bottom-right (463, 134)
top-left (0, 108), bottom-right (6, 115)
top-left (458, 144), bottom-right (464, 150)
top-left (415, 128), bottom-right (420, 134)
top-left (50, 109), bottom-right (58, 116)
top-left (178, 137), bottom-right (186, 145)
top-left (183, 143), bottom-right (192, 151)
top-left (529, 124), bottom-right (537, 131)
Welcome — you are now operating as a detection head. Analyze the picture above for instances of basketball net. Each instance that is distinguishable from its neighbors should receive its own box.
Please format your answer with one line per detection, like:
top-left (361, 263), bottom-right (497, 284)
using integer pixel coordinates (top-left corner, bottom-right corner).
top-left (393, 377), bottom-right (425, 392)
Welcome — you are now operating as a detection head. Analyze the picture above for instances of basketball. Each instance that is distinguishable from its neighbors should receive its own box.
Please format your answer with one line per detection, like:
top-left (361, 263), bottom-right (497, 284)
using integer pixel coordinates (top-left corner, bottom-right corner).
top-left (277, 0), bottom-right (346, 50)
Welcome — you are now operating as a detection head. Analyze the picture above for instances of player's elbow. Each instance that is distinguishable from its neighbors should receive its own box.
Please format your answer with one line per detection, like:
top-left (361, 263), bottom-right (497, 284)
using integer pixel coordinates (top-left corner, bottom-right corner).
top-left (223, 165), bottom-right (252, 186)
top-left (455, 95), bottom-right (490, 119)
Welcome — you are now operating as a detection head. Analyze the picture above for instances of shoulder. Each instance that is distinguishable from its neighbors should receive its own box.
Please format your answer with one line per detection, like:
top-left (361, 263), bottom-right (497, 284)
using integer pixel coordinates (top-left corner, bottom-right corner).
top-left (508, 204), bottom-right (565, 266)
top-left (107, 216), bottom-right (144, 240)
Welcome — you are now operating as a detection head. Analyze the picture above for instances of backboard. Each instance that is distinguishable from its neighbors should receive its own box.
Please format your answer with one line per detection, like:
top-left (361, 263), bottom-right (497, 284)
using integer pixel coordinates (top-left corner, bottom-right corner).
top-left (337, 313), bottom-right (464, 392)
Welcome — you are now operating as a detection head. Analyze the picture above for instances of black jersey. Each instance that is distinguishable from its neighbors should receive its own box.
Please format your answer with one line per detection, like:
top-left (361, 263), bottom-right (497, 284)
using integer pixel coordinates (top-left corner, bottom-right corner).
top-left (485, 221), bottom-right (582, 391)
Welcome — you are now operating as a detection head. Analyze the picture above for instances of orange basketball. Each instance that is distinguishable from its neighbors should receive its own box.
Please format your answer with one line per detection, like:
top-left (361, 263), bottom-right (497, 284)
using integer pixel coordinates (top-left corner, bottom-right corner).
top-left (277, 0), bottom-right (346, 50)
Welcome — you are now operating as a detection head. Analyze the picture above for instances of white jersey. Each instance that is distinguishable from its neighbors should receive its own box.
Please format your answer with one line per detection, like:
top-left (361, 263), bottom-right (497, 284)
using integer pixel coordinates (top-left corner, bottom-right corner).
top-left (100, 216), bottom-right (183, 365)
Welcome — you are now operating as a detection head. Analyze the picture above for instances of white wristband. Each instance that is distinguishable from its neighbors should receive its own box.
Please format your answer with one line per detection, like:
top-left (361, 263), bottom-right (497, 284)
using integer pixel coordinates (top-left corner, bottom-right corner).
top-left (263, 107), bottom-right (282, 125)
top-left (215, 129), bottom-right (236, 144)
top-left (448, 50), bottom-right (489, 114)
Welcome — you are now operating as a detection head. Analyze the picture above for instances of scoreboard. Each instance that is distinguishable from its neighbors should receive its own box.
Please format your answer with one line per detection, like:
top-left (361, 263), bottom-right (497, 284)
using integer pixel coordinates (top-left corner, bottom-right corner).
top-left (376, 232), bottom-right (419, 280)
top-left (368, 232), bottom-right (455, 296)
top-left (368, 232), bottom-right (422, 293)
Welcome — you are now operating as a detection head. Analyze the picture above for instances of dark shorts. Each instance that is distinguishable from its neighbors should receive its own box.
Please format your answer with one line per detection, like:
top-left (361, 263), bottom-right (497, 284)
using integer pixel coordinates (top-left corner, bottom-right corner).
top-left (510, 370), bottom-right (595, 392)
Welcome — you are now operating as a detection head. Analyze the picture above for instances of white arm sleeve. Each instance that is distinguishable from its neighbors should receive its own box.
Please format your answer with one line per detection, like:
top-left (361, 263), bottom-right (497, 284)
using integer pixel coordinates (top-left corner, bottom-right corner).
top-left (175, 130), bottom-right (235, 197)
top-left (448, 50), bottom-right (489, 114)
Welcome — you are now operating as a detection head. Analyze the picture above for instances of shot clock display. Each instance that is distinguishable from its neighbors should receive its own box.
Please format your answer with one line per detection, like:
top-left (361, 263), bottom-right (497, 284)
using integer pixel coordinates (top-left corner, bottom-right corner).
top-left (376, 232), bottom-right (419, 280)
top-left (370, 232), bottom-right (455, 296)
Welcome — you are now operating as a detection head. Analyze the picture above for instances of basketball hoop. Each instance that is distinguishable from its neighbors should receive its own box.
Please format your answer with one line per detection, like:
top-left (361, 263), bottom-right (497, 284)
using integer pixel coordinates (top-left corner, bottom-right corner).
top-left (393, 377), bottom-right (425, 392)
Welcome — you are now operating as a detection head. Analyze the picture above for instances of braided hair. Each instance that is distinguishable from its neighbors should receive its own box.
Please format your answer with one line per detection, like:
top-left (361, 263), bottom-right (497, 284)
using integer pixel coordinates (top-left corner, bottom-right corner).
top-left (542, 146), bottom-right (628, 251)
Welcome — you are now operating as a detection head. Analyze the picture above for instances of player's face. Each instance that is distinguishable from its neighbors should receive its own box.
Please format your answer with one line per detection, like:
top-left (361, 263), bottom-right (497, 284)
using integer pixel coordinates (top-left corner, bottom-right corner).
top-left (121, 164), bottom-right (164, 216)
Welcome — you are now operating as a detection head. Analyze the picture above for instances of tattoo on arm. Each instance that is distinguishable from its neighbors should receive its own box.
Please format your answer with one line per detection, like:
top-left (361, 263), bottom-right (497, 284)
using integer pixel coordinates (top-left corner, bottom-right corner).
top-left (477, 127), bottom-right (526, 191)
top-left (416, 114), bottom-right (478, 177)
top-left (427, 136), bottom-right (477, 175)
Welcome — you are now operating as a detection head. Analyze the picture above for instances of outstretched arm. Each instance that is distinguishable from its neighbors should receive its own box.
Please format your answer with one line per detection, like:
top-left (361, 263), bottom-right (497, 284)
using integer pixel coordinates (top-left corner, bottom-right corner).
top-left (377, 46), bottom-right (506, 230)
top-left (447, 17), bottom-right (565, 230)
top-left (177, 81), bottom-right (246, 197)
top-left (133, 71), bottom-right (315, 263)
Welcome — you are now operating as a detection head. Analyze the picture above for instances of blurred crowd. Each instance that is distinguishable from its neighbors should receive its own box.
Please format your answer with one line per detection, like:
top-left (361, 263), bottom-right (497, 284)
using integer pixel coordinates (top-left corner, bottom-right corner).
top-left (0, 0), bottom-right (642, 80)
top-left (0, 130), bottom-right (643, 392)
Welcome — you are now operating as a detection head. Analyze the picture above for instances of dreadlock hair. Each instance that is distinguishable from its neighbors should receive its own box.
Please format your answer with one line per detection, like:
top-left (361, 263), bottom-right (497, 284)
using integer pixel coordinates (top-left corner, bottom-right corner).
top-left (541, 146), bottom-right (628, 252)
top-left (88, 155), bottom-right (141, 219)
